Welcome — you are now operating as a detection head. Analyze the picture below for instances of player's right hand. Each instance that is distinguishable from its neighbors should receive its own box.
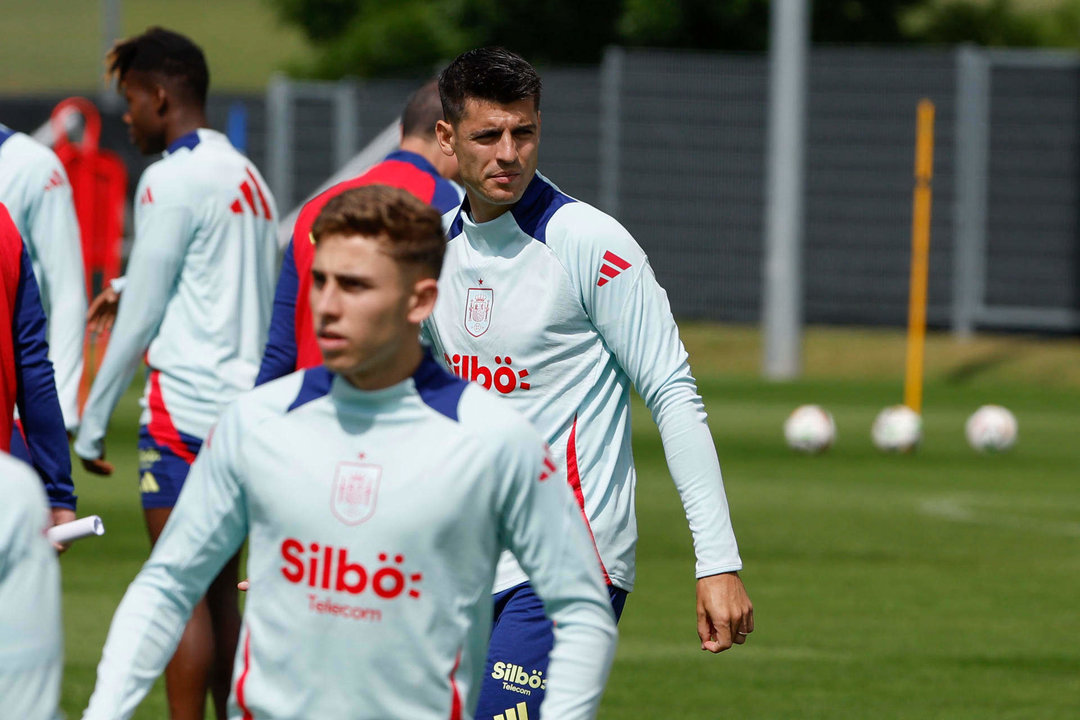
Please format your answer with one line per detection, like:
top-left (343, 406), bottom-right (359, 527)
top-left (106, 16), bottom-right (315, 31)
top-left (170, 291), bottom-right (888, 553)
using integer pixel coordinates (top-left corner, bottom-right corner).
top-left (238, 578), bottom-right (250, 591)
top-left (87, 285), bottom-right (121, 334)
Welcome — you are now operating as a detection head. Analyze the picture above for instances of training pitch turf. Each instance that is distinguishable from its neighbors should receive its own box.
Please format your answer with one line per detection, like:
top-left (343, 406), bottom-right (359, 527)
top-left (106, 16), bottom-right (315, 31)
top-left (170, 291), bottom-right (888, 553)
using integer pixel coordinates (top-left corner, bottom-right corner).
top-left (59, 325), bottom-right (1080, 718)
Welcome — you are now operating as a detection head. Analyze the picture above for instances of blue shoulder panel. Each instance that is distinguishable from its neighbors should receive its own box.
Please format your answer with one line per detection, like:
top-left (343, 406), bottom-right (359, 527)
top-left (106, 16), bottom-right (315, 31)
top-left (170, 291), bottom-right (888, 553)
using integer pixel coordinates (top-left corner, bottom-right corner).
top-left (0, 125), bottom-right (15, 149)
top-left (287, 366), bottom-right (334, 413)
top-left (413, 350), bottom-right (467, 422)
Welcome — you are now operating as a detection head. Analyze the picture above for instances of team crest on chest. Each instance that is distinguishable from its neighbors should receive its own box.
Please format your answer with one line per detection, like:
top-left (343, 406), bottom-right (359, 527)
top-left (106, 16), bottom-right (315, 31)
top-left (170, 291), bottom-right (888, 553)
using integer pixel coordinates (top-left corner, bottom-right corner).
top-left (464, 287), bottom-right (494, 337)
top-left (330, 462), bottom-right (381, 526)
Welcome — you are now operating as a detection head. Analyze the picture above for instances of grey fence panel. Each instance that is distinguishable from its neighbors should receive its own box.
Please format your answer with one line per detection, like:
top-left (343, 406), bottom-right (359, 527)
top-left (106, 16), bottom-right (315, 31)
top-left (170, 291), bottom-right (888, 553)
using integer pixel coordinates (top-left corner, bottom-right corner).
top-left (538, 66), bottom-right (603, 206)
top-left (803, 48), bottom-right (956, 327)
top-left (617, 49), bottom-right (769, 322)
top-left (984, 63), bottom-right (1080, 312)
top-left (356, 79), bottom-right (424, 137)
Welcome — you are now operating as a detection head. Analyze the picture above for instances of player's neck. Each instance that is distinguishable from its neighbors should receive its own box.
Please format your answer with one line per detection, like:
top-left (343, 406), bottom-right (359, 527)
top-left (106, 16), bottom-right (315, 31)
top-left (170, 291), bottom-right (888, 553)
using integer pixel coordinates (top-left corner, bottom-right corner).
top-left (340, 341), bottom-right (425, 393)
top-left (164, 112), bottom-right (209, 148)
top-left (467, 191), bottom-right (514, 224)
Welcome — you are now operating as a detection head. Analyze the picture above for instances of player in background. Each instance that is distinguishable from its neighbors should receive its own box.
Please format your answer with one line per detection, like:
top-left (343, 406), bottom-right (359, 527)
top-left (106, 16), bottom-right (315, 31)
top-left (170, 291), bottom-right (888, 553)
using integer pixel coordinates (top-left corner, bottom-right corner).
top-left (0, 121), bottom-right (87, 437)
top-left (1, 202), bottom-right (77, 546)
top-left (426, 47), bottom-right (754, 719)
top-left (0, 451), bottom-right (63, 720)
top-left (255, 79), bottom-right (461, 385)
top-left (82, 185), bottom-right (617, 720)
top-left (74, 28), bottom-right (278, 720)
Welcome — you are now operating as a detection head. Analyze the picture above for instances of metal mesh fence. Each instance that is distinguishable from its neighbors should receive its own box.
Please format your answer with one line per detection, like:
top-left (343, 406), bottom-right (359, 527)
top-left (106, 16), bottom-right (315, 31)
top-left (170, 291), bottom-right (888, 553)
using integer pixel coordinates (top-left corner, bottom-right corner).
top-left (804, 48), bottom-right (956, 327)
top-left (985, 62), bottom-right (1080, 312)
top-left (617, 49), bottom-right (768, 322)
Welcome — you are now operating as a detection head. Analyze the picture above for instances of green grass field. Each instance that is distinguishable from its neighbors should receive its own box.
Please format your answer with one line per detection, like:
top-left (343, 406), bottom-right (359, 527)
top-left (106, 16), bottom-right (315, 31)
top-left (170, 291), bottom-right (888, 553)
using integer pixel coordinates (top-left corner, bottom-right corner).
top-left (59, 325), bottom-right (1080, 718)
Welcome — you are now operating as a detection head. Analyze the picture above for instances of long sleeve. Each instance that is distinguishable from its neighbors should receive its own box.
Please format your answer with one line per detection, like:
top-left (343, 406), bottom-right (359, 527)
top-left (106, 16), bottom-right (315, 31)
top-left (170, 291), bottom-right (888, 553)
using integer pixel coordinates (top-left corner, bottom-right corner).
top-left (495, 420), bottom-right (617, 719)
top-left (13, 244), bottom-right (75, 510)
top-left (0, 454), bottom-right (63, 720)
top-left (74, 181), bottom-right (193, 461)
top-left (83, 404), bottom-right (248, 720)
top-left (572, 209), bottom-right (742, 577)
top-left (255, 238), bottom-right (298, 386)
top-left (28, 158), bottom-right (86, 431)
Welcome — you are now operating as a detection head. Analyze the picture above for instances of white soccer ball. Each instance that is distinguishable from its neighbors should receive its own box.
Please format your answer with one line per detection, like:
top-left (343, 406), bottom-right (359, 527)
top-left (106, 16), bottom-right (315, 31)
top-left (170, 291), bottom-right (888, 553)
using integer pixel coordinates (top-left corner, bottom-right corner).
top-left (871, 405), bottom-right (922, 453)
top-left (965, 405), bottom-right (1018, 452)
top-left (784, 405), bottom-right (836, 454)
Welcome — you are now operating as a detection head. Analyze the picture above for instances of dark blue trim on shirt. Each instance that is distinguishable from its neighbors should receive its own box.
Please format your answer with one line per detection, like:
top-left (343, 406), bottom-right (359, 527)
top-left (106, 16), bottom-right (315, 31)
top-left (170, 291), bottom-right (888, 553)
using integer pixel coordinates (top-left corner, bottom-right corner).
top-left (413, 350), bottom-right (467, 422)
top-left (510, 174), bottom-right (576, 245)
top-left (256, 238), bottom-right (300, 386)
top-left (448, 206), bottom-right (465, 238)
top-left (287, 366), bottom-right (334, 412)
top-left (0, 125), bottom-right (15, 149)
top-left (386, 150), bottom-right (461, 214)
top-left (12, 245), bottom-right (75, 510)
top-left (166, 130), bottom-right (202, 154)
top-left (448, 173), bottom-right (574, 244)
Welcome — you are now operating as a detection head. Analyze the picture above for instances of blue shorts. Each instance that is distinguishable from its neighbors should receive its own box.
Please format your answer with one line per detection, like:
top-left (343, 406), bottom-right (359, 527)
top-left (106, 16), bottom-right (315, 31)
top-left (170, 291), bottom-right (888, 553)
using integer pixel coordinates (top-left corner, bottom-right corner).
top-left (137, 425), bottom-right (203, 509)
top-left (475, 582), bottom-right (627, 720)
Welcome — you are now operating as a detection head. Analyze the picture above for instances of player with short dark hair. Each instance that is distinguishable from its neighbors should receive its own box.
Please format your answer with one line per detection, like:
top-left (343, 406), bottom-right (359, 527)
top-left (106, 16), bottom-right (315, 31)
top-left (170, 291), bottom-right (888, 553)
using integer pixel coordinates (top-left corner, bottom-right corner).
top-left (427, 47), bottom-right (755, 719)
top-left (256, 80), bottom-right (461, 385)
top-left (104, 26), bottom-right (209, 119)
top-left (82, 185), bottom-right (617, 720)
top-left (75, 27), bottom-right (278, 720)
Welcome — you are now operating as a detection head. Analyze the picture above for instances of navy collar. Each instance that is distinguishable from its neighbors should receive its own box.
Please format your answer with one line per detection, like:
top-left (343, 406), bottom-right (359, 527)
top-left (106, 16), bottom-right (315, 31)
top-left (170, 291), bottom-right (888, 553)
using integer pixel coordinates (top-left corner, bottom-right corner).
top-left (166, 130), bottom-right (202, 154)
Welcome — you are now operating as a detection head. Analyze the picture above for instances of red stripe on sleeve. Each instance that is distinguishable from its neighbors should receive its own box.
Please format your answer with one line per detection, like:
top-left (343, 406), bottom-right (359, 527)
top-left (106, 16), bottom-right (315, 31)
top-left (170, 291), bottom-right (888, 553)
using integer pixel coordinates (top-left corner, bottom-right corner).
top-left (240, 181), bottom-right (259, 216)
top-left (566, 416), bottom-right (611, 585)
top-left (602, 251), bottom-right (632, 270)
top-left (246, 168), bottom-right (273, 220)
top-left (448, 650), bottom-right (462, 720)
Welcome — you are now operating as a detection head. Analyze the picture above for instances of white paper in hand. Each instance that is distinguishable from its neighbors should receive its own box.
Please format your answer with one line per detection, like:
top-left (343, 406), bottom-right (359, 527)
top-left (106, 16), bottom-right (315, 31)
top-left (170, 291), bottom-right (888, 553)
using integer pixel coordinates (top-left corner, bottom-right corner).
top-left (46, 515), bottom-right (105, 545)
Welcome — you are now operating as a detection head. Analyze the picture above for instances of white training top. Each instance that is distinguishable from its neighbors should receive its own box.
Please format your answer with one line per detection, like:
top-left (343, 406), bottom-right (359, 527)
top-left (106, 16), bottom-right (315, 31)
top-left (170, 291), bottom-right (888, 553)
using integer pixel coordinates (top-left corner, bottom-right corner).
top-left (75, 129), bottom-right (278, 460)
top-left (83, 354), bottom-right (617, 720)
top-left (0, 125), bottom-right (86, 431)
top-left (424, 172), bottom-right (743, 593)
top-left (0, 451), bottom-right (63, 720)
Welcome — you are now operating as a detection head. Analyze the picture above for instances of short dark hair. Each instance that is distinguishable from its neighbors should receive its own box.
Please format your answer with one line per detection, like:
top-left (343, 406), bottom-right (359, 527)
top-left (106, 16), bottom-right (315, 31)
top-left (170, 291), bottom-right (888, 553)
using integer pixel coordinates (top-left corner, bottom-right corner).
top-left (400, 80), bottom-right (444, 140)
top-left (438, 47), bottom-right (542, 125)
top-left (312, 185), bottom-right (445, 278)
top-left (106, 27), bottom-right (209, 106)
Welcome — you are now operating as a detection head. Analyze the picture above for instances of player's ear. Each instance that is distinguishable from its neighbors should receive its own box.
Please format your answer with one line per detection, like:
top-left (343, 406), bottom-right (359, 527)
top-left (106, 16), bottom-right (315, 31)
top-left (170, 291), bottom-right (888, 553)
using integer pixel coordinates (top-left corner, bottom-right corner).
top-left (153, 84), bottom-right (168, 116)
top-left (435, 119), bottom-right (454, 156)
top-left (407, 276), bottom-right (439, 325)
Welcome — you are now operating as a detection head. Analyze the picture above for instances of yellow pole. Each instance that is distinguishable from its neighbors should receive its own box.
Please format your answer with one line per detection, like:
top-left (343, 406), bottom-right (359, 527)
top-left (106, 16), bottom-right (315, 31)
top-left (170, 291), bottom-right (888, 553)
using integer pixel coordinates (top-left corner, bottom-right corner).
top-left (904, 99), bottom-right (935, 414)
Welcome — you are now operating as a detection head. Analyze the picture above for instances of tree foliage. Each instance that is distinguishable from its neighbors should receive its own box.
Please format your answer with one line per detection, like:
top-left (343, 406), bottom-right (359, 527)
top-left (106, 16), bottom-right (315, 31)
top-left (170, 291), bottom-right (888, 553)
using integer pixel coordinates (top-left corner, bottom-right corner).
top-left (265, 0), bottom-right (1080, 78)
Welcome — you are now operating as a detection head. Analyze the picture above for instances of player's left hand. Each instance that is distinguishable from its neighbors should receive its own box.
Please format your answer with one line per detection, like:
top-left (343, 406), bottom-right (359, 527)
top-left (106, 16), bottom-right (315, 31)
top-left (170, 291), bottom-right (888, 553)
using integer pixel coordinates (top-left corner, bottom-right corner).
top-left (696, 571), bottom-right (753, 653)
top-left (49, 507), bottom-right (77, 553)
top-left (81, 455), bottom-right (115, 476)
top-left (87, 285), bottom-right (121, 335)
